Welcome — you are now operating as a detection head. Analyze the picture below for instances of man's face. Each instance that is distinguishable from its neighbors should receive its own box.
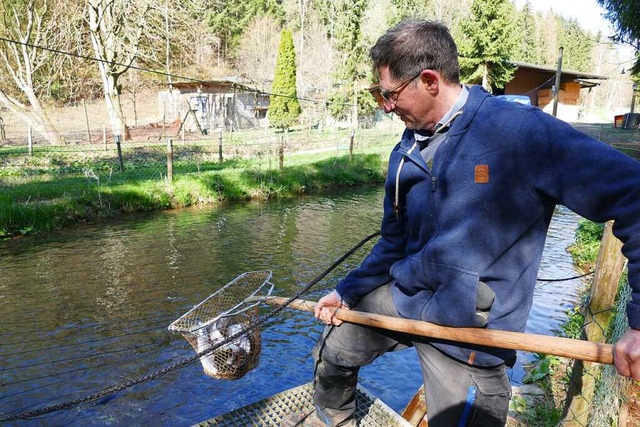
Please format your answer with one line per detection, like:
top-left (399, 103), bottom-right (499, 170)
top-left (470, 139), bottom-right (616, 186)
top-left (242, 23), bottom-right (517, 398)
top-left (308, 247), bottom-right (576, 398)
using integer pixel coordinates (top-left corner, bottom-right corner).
top-left (376, 66), bottom-right (437, 131)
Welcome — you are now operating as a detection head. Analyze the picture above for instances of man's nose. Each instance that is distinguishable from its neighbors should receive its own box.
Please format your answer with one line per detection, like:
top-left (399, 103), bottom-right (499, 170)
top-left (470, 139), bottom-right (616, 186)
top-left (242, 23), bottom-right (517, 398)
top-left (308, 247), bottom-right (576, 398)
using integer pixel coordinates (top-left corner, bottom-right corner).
top-left (383, 102), bottom-right (395, 114)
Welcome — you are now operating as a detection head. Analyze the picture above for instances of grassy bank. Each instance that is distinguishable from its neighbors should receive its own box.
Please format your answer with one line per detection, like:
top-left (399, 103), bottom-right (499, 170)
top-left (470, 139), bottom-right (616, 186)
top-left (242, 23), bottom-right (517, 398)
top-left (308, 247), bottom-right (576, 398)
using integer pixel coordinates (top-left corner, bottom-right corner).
top-left (0, 123), bottom-right (405, 238)
top-left (0, 152), bottom-right (387, 239)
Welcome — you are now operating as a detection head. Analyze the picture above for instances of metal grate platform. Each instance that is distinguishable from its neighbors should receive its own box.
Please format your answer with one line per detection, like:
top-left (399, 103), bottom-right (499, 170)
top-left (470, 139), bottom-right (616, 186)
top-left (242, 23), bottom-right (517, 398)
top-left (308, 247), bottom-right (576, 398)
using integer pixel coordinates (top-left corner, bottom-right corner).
top-left (194, 382), bottom-right (413, 427)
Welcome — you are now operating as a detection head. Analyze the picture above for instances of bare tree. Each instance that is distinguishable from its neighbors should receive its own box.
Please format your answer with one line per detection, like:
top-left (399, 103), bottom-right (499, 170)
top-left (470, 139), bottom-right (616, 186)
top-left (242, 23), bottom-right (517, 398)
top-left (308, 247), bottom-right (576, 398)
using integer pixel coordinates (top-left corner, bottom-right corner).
top-left (583, 38), bottom-right (632, 114)
top-left (0, 0), bottom-right (71, 145)
top-left (298, 13), bottom-right (336, 127)
top-left (300, 13), bottom-right (335, 95)
top-left (85, 0), bottom-right (152, 139)
top-left (297, 0), bottom-right (312, 59)
top-left (151, 0), bottom-right (223, 79)
top-left (236, 16), bottom-right (281, 91)
top-left (362, 0), bottom-right (393, 48)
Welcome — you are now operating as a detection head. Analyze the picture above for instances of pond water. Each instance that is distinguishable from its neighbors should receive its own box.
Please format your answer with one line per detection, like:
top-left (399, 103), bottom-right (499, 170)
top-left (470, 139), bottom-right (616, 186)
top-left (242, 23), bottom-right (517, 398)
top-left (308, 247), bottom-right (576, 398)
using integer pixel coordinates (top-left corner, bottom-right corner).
top-left (0, 186), bottom-right (585, 426)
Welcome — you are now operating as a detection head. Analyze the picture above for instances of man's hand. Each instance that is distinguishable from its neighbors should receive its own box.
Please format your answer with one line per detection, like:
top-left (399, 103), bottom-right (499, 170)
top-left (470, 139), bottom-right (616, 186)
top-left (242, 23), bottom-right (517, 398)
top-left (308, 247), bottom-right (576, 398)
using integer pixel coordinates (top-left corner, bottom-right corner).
top-left (614, 329), bottom-right (640, 380)
top-left (314, 290), bottom-right (350, 326)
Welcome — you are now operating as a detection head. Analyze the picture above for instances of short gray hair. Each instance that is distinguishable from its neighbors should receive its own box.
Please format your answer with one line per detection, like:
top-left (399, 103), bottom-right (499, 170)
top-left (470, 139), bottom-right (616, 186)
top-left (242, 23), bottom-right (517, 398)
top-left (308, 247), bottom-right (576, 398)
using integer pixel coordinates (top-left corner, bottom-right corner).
top-left (370, 20), bottom-right (460, 84)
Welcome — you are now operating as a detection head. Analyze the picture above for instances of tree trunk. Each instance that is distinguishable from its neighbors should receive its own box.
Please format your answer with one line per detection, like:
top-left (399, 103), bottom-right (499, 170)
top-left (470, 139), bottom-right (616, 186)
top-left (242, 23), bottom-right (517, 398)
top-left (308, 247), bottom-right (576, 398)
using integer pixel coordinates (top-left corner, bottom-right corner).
top-left (482, 63), bottom-right (490, 92)
top-left (101, 73), bottom-right (126, 139)
top-left (24, 89), bottom-right (61, 144)
top-left (0, 91), bottom-right (61, 145)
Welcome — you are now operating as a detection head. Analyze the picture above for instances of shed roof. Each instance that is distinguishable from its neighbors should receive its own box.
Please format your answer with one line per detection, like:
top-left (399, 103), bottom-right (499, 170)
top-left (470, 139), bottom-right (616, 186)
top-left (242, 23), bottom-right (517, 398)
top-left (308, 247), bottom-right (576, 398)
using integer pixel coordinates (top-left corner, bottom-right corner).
top-left (511, 61), bottom-right (607, 82)
top-left (170, 78), bottom-right (263, 94)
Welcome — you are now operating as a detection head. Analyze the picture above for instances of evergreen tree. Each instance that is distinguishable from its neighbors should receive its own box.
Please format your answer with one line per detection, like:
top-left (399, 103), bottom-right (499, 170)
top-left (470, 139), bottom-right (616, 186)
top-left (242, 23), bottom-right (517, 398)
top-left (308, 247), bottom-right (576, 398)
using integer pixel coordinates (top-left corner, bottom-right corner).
top-left (598, 0), bottom-right (640, 74)
top-left (540, 10), bottom-right (560, 66)
top-left (513, 1), bottom-right (538, 64)
top-left (268, 28), bottom-right (301, 131)
top-left (326, 0), bottom-right (369, 124)
top-left (388, 0), bottom-right (429, 27)
top-left (557, 17), bottom-right (594, 72)
top-left (531, 11), bottom-right (549, 65)
top-left (313, 0), bottom-right (337, 40)
top-left (458, 0), bottom-right (517, 92)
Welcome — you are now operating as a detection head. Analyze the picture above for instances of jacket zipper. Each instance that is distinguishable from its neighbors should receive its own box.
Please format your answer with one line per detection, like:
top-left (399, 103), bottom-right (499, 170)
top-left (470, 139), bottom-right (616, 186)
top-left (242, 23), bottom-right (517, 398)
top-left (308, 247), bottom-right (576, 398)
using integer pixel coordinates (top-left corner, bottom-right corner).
top-left (394, 111), bottom-right (463, 214)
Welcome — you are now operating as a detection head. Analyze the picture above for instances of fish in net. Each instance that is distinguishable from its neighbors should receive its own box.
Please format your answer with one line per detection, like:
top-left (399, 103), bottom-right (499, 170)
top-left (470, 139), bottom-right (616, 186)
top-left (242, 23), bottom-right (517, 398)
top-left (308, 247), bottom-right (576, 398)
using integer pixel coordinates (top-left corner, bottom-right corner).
top-left (168, 270), bottom-right (273, 380)
top-left (192, 314), bottom-right (261, 379)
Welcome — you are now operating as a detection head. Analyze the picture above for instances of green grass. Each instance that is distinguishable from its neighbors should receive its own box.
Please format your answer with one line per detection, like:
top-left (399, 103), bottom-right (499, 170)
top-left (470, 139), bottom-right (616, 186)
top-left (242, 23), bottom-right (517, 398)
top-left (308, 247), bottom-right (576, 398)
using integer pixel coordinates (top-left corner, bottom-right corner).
top-left (567, 220), bottom-right (605, 271)
top-left (0, 151), bottom-right (386, 239)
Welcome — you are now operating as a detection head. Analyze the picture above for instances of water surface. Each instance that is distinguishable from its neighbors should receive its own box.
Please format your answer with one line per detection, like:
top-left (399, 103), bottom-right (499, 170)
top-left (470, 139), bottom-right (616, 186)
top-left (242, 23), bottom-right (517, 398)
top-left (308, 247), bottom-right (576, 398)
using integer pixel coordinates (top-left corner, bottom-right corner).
top-left (0, 186), bottom-right (584, 425)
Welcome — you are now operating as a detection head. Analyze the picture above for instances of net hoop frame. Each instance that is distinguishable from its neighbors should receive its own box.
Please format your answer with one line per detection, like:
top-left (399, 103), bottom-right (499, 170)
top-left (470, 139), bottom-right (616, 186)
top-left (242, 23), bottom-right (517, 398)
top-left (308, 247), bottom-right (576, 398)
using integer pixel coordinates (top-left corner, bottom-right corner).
top-left (167, 270), bottom-right (274, 334)
top-left (167, 270), bottom-right (273, 380)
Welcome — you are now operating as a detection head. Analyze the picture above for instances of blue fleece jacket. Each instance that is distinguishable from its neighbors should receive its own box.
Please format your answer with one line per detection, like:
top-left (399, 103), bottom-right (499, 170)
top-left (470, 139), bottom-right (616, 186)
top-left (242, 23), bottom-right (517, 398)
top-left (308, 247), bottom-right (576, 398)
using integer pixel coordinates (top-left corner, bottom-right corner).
top-left (336, 85), bottom-right (640, 366)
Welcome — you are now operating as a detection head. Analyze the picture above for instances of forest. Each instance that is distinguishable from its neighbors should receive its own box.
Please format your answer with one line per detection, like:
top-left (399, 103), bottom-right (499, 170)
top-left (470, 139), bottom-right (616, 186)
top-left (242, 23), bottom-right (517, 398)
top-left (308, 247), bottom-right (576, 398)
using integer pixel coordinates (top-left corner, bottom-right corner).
top-left (0, 0), bottom-right (633, 144)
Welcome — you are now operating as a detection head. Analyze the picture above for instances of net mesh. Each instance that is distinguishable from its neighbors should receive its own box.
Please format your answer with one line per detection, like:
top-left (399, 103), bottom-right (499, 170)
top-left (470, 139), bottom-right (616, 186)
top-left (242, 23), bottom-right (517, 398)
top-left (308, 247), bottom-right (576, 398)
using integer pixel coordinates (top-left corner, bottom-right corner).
top-left (168, 270), bottom-right (273, 380)
top-left (587, 281), bottom-right (632, 427)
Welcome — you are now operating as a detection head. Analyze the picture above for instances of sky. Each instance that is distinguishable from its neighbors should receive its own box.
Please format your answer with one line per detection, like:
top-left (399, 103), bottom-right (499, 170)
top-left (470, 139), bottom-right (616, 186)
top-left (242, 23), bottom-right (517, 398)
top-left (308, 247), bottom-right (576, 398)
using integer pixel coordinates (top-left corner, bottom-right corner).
top-left (513, 0), bottom-right (612, 34)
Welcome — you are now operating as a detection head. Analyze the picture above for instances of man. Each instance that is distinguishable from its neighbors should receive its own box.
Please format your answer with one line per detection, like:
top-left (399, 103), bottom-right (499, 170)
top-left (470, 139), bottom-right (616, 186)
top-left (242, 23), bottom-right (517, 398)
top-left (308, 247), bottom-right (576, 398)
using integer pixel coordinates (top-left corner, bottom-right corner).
top-left (286, 19), bottom-right (640, 427)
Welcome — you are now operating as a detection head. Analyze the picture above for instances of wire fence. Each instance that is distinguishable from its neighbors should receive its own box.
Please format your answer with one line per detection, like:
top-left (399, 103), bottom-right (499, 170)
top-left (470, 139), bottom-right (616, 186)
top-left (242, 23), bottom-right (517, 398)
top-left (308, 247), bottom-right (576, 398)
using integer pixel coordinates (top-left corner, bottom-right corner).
top-left (588, 282), bottom-right (632, 427)
top-left (0, 121), bottom-right (401, 190)
top-left (544, 278), bottom-right (632, 427)
top-left (1, 96), bottom-right (636, 193)
top-left (0, 131), bottom-right (397, 187)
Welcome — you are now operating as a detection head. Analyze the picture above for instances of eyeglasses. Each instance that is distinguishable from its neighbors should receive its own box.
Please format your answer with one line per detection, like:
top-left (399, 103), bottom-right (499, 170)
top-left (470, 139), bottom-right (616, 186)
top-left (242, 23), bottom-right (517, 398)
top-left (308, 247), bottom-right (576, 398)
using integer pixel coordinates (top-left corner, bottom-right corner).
top-left (369, 71), bottom-right (422, 109)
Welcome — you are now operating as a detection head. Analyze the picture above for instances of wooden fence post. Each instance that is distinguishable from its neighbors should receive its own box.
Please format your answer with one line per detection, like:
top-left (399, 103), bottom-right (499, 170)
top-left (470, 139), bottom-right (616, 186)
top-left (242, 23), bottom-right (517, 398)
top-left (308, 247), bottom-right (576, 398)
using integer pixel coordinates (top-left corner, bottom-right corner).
top-left (0, 113), bottom-right (5, 140)
top-left (349, 130), bottom-right (355, 162)
top-left (83, 99), bottom-right (91, 143)
top-left (28, 127), bottom-right (33, 155)
top-left (561, 221), bottom-right (626, 426)
top-left (166, 138), bottom-right (173, 183)
top-left (115, 134), bottom-right (124, 172)
top-left (279, 134), bottom-right (284, 170)
top-left (218, 130), bottom-right (223, 163)
top-left (162, 103), bottom-right (166, 140)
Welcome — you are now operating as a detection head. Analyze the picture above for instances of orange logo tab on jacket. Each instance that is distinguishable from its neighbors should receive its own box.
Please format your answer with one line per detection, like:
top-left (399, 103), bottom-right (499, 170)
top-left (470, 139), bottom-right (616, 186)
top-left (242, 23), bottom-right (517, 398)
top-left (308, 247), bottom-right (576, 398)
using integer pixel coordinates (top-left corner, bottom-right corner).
top-left (475, 164), bottom-right (489, 184)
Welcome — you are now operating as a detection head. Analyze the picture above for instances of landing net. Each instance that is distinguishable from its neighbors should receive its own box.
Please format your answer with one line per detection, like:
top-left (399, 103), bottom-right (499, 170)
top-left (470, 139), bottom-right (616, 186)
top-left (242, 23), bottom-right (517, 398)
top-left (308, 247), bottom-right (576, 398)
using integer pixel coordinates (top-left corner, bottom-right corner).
top-left (168, 270), bottom-right (273, 380)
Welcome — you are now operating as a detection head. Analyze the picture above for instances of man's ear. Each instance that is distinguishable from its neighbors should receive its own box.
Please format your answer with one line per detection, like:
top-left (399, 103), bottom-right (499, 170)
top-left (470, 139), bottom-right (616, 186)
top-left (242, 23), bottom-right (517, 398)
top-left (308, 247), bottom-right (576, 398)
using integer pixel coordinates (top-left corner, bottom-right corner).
top-left (420, 69), bottom-right (440, 92)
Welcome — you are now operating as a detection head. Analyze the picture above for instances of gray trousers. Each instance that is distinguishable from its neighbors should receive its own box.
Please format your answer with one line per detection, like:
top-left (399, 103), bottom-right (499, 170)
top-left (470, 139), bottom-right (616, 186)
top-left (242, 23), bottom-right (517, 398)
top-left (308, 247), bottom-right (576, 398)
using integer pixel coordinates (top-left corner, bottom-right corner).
top-left (312, 283), bottom-right (511, 427)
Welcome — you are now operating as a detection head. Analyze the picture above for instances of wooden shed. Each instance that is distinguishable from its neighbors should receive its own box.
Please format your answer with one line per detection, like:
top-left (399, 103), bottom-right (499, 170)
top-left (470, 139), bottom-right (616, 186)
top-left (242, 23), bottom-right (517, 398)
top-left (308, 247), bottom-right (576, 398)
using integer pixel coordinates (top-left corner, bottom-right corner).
top-left (499, 62), bottom-right (606, 108)
top-left (158, 79), bottom-right (270, 133)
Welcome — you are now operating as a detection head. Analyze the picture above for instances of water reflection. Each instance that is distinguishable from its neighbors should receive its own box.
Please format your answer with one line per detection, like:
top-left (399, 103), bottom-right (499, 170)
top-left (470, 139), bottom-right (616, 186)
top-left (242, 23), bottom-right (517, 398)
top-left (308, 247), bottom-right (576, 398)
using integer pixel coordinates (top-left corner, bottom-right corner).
top-left (0, 187), bottom-right (583, 425)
